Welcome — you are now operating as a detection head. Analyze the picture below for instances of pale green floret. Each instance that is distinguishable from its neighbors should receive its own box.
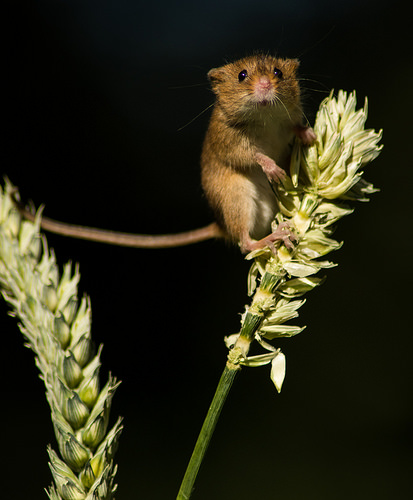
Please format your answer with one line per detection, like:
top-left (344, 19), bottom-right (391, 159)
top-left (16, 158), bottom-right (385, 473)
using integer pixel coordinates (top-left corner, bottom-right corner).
top-left (63, 352), bottom-right (84, 389)
top-left (80, 460), bottom-right (99, 490)
top-left (78, 365), bottom-right (101, 409)
top-left (54, 314), bottom-right (71, 349)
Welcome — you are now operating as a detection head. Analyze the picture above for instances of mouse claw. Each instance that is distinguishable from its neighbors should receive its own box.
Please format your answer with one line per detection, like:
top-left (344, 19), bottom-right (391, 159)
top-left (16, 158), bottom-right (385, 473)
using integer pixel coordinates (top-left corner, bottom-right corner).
top-left (267, 166), bottom-right (286, 184)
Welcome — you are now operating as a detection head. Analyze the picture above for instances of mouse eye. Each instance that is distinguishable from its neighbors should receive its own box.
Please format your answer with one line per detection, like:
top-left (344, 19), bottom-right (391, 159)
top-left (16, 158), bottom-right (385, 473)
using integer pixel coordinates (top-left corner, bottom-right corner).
top-left (238, 69), bottom-right (248, 82)
top-left (274, 67), bottom-right (283, 79)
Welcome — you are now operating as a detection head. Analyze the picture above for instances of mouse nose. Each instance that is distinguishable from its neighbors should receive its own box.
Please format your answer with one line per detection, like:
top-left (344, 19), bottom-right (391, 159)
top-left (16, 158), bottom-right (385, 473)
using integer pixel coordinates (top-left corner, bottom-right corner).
top-left (257, 76), bottom-right (271, 90)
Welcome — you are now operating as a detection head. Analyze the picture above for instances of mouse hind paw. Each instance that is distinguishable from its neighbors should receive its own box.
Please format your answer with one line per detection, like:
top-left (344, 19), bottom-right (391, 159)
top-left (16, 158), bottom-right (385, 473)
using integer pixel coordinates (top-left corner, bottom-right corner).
top-left (242, 223), bottom-right (297, 254)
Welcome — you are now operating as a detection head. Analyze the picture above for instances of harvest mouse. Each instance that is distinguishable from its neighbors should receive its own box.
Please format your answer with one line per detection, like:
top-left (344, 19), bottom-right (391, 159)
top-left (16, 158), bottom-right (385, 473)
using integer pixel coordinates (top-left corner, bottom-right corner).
top-left (201, 54), bottom-right (316, 253)
top-left (15, 54), bottom-right (315, 253)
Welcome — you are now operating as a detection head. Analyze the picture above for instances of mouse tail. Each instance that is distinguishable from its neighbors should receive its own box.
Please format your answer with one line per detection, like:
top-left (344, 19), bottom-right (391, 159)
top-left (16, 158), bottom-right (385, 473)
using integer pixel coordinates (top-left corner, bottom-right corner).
top-left (14, 198), bottom-right (222, 248)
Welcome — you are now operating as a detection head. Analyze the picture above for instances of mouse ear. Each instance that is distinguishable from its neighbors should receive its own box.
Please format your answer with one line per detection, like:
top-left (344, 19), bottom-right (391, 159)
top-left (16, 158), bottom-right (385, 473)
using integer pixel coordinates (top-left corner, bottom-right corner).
top-left (282, 58), bottom-right (300, 75)
top-left (207, 67), bottom-right (225, 94)
top-left (290, 58), bottom-right (300, 70)
top-left (207, 67), bottom-right (225, 83)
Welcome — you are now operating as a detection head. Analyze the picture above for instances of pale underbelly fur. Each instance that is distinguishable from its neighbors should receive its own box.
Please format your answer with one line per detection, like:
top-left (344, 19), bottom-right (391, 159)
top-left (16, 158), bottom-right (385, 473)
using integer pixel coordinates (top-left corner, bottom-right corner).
top-left (244, 167), bottom-right (278, 240)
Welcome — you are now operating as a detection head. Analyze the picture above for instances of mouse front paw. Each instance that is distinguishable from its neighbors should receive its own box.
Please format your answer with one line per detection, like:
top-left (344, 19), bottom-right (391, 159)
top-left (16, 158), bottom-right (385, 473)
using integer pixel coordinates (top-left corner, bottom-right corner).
top-left (293, 125), bottom-right (316, 146)
top-left (255, 152), bottom-right (286, 183)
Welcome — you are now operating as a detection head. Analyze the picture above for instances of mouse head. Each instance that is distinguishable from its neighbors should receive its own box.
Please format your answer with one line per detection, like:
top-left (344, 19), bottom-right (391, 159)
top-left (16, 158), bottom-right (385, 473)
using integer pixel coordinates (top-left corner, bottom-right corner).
top-left (207, 54), bottom-right (301, 122)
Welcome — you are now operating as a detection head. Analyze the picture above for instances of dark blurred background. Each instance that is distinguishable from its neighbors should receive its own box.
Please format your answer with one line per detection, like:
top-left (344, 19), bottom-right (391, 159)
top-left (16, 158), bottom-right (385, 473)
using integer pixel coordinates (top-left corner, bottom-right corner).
top-left (2, 1), bottom-right (412, 498)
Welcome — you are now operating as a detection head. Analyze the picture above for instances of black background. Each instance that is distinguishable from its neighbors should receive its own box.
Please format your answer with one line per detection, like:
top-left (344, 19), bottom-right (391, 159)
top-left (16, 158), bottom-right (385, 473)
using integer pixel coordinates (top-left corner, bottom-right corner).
top-left (3, 1), bottom-right (413, 499)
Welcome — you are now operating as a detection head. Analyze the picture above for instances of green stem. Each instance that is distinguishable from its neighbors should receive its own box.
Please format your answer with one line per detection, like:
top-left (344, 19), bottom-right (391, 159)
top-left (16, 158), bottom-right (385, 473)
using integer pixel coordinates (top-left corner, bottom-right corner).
top-left (177, 364), bottom-right (240, 500)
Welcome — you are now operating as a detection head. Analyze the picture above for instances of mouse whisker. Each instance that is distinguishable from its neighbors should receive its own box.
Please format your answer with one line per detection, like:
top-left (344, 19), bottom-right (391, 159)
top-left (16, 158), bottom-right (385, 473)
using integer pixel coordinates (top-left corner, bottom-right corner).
top-left (274, 95), bottom-right (292, 122)
top-left (177, 102), bottom-right (215, 131)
